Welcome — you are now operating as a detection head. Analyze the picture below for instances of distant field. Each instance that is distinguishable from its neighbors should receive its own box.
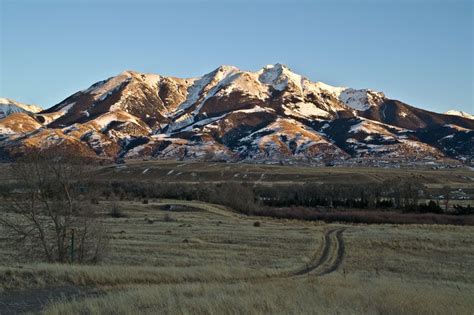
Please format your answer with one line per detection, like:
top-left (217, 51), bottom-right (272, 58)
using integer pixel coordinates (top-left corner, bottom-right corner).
top-left (2, 160), bottom-right (473, 187)
top-left (88, 160), bottom-right (474, 190)
top-left (1, 199), bottom-right (473, 314)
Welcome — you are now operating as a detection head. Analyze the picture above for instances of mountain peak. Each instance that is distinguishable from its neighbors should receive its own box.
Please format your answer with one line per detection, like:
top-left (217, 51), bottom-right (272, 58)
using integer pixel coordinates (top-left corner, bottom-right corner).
top-left (120, 70), bottom-right (137, 76)
top-left (209, 65), bottom-right (240, 75)
top-left (258, 63), bottom-right (302, 91)
top-left (214, 65), bottom-right (240, 72)
top-left (262, 63), bottom-right (289, 71)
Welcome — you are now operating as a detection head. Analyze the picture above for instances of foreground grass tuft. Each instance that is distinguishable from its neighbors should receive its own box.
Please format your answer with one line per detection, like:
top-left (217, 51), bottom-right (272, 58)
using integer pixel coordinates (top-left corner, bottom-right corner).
top-left (0, 264), bottom-right (275, 292)
top-left (42, 274), bottom-right (474, 315)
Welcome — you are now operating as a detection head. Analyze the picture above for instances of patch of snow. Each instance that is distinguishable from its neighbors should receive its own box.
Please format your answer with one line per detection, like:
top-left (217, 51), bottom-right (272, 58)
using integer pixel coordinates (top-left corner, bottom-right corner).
top-left (309, 82), bottom-right (385, 111)
top-left (444, 110), bottom-right (474, 120)
top-left (444, 124), bottom-right (470, 132)
top-left (176, 66), bottom-right (239, 115)
top-left (0, 126), bottom-right (15, 134)
top-left (99, 91), bottom-right (113, 101)
top-left (178, 114), bottom-right (226, 132)
top-left (257, 64), bottom-right (303, 91)
top-left (233, 106), bottom-right (274, 114)
top-left (0, 98), bottom-right (42, 119)
top-left (167, 113), bottom-right (195, 132)
top-left (90, 111), bottom-right (149, 133)
top-left (37, 111), bottom-right (65, 125)
top-left (60, 102), bottom-right (76, 113)
top-left (284, 102), bottom-right (330, 118)
top-left (339, 89), bottom-right (384, 111)
top-left (190, 68), bottom-right (241, 116)
top-left (349, 117), bottom-right (407, 135)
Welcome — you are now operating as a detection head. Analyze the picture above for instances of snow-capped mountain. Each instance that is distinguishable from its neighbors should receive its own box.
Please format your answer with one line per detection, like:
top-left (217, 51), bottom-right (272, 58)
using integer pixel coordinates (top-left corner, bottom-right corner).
top-left (445, 110), bottom-right (474, 120)
top-left (1, 64), bottom-right (473, 165)
top-left (0, 98), bottom-right (42, 119)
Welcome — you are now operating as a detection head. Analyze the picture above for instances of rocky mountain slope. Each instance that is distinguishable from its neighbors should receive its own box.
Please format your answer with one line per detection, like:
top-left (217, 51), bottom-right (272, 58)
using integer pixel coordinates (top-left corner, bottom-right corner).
top-left (0, 98), bottom-right (42, 119)
top-left (1, 64), bottom-right (473, 165)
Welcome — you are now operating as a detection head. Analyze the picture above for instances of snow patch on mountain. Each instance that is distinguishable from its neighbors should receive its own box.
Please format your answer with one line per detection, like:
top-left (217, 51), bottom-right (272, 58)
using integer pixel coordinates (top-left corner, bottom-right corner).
top-left (308, 82), bottom-right (385, 111)
top-left (349, 118), bottom-right (406, 135)
top-left (257, 64), bottom-right (303, 91)
top-left (284, 102), bottom-right (330, 119)
top-left (445, 110), bottom-right (474, 120)
top-left (444, 124), bottom-right (470, 132)
top-left (87, 111), bottom-right (151, 133)
top-left (0, 98), bottom-right (42, 119)
top-left (0, 126), bottom-right (15, 134)
top-left (176, 66), bottom-right (240, 115)
top-left (338, 89), bottom-right (385, 111)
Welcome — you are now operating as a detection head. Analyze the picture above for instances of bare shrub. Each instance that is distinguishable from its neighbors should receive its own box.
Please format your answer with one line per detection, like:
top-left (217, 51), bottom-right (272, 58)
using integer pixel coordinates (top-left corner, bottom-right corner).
top-left (0, 148), bottom-right (108, 264)
top-left (146, 218), bottom-right (155, 224)
top-left (109, 203), bottom-right (125, 218)
top-left (163, 213), bottom-right (175, 222)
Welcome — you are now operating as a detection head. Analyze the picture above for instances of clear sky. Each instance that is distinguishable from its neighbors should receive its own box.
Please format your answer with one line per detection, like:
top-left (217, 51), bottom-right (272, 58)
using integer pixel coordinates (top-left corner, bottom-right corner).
top-left (1, 0), bottom-right (473, 114)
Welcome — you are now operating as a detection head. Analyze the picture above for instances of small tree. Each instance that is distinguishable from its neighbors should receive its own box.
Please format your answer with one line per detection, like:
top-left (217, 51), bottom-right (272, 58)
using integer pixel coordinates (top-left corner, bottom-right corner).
top-left (0, 147), bottom-right (107, 263)
top-left (209, 182), bottom-right (258, 214)
top-left (441, 185), bottom-right (451, 212)
top-left (109, 202), bottom-right (125, 218)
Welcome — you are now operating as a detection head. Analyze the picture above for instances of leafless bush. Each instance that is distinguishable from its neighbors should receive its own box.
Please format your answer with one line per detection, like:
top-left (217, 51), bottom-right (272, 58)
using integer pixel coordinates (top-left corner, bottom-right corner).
top-left (163, 213), bottom-right (175, 222)
top-left (109, 203), bottom-right (125, 218)
top-left (0, 148), bottom-right (108, 264)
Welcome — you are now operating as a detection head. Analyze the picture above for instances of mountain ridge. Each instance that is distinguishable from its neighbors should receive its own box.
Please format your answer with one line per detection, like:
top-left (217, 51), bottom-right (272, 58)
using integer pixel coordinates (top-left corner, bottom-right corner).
top-left (1, 64), bottom-right (473, 165)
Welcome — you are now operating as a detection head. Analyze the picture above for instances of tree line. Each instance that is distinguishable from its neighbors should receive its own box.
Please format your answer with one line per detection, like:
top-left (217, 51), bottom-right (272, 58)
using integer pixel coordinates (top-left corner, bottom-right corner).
top-left (0, 148), bottom-right (472, 265)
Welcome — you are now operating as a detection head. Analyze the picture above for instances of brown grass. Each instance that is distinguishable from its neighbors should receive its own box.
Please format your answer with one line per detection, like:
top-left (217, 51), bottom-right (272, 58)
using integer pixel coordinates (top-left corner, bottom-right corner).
top-left (0, 199), bottom-right (473, 314)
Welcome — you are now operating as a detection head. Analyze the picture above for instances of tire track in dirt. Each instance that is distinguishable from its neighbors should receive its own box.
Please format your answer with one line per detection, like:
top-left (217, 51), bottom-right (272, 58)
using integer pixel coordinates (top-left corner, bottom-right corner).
top-left (290, 227), bottom-right (347, 277)
top-left (164, 201), bottom-right (348, 278)
top-left (153, 201), bottom-right (347, 279)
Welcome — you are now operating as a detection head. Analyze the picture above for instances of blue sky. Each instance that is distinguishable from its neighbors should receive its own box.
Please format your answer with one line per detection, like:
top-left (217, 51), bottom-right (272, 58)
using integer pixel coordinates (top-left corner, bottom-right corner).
top-left (1, 0), bottom-right (472, 113)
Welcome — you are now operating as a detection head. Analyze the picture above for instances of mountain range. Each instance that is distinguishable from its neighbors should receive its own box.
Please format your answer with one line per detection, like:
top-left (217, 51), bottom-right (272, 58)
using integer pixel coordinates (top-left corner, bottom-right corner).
top-left (1, 64), bottom-right (473, 165)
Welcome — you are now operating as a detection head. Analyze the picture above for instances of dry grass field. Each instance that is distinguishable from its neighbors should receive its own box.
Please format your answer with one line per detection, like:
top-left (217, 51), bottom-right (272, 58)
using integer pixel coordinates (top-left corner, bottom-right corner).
top-left (90, 160), bottom-right (474, 188)
top-left (1, 198), bottom-right (473, 314)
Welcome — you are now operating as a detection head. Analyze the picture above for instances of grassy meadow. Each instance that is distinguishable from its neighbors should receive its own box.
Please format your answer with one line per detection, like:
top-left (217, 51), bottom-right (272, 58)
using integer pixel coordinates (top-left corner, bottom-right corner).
top-left (1, 198), bottom-right (473, 314)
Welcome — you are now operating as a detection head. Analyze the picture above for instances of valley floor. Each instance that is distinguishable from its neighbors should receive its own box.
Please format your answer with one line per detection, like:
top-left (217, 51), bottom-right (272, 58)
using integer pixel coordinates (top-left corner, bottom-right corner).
top-left (1, 199), bottom-right (473, 314)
